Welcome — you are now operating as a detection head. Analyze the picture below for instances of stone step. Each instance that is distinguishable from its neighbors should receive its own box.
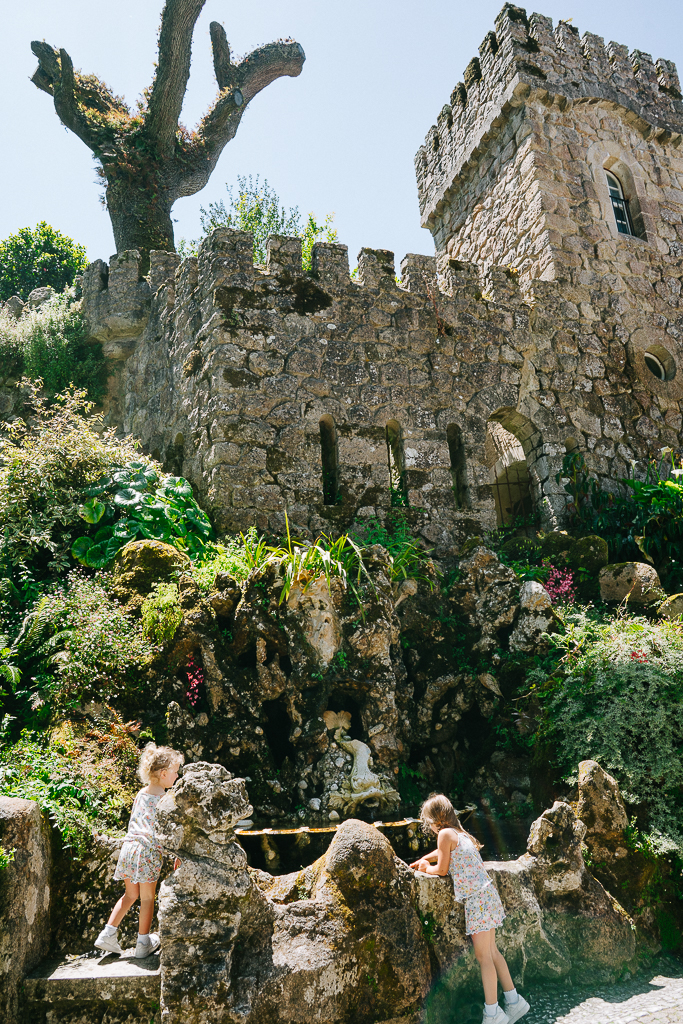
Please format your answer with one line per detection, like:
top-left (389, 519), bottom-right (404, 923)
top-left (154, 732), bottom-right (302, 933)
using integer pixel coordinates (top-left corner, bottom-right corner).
top-left (22, 949), bottom-right (160, 1024)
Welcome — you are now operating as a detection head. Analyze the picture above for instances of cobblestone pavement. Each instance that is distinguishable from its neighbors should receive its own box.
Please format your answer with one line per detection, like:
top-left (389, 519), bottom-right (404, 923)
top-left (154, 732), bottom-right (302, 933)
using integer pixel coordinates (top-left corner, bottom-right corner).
top-left (521, 954), bottom-right (683, 1024)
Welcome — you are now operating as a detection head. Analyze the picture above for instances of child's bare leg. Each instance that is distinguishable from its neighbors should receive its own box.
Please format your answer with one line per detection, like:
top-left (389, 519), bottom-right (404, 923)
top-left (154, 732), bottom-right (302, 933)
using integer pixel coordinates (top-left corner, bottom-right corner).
top-left (108, 879), bottom-right (139, 927)
top-left (490, 932), bottom-right (514, 992)
top-left (138, 881), bottom-right (157, 934)
top-left (471, 929), bottom-right (498, 1004)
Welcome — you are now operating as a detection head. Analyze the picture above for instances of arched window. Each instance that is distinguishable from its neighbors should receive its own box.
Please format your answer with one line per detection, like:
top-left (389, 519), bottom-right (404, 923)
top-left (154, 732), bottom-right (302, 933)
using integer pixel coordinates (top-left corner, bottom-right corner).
top-left (319, 415), bottom-right (340, 505)
top-left (606, 171), bottom-right (634, 236)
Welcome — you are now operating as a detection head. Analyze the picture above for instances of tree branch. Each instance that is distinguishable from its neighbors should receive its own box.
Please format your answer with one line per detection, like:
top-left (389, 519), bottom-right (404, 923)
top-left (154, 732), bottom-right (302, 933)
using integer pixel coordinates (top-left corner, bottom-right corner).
top-left (210, 22), bottom-right (236, 91)
top-left (145, 0), bottom-right (206, 157)
top-left (30, 42), bottom-right (99, 149)
top-left (195, 40), bottom-right (305, 165)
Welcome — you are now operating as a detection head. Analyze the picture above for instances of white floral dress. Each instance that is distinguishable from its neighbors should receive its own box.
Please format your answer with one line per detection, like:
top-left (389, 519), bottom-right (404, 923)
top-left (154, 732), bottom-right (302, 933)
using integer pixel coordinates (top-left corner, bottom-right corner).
top-left (114, 790), bottom-right (163, 884)
top-left (448, 833), bottom-right (506, 935)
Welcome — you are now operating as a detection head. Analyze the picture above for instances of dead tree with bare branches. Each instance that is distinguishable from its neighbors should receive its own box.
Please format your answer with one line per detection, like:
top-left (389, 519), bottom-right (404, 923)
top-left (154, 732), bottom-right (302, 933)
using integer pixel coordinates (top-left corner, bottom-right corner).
top-left (31, 0), bottom-right (305, 262)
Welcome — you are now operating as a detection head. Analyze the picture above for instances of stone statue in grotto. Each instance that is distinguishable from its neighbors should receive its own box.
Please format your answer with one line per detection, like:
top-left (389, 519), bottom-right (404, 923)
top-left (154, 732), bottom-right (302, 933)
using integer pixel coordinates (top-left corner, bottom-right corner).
top-left (323, 711), bottom-right (400, 817)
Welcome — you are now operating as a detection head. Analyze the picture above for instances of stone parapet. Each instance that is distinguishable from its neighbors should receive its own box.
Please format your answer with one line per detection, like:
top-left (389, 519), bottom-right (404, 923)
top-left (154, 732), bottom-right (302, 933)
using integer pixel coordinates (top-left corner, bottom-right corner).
top-left (80, 222), bottom-right (683, 552)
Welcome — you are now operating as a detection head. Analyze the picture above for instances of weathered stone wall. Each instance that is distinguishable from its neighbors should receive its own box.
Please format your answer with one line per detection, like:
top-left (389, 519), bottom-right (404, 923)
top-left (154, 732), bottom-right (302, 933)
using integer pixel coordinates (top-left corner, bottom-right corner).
top-left (0, 797), bottom-right (52, 1023)
top-left (82, 233), bottom-right (683, 550)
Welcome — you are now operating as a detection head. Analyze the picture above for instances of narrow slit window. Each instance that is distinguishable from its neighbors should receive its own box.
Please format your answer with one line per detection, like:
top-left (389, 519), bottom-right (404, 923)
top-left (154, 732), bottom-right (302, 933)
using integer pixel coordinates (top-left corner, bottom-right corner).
top-left (446, 423), bottom-right (469, 507)
top-left (386, 420), bottom-right (408, 507)
top-left (319, 415), bottom-right (340, 505)
top-left (606, 172), bottom-right (634, 236)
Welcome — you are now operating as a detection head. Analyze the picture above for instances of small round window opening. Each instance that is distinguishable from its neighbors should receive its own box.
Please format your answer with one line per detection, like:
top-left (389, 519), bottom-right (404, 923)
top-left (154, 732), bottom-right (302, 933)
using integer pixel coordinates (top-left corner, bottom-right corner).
top-left (643, 345), bottom-right (676, 382)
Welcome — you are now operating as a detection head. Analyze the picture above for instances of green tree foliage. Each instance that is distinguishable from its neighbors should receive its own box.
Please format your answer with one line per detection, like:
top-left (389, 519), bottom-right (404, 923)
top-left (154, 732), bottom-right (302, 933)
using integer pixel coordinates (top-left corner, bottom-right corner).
top-left (0, 292), bottom-right (106, 400)
top-left (0, 223), bottom-right (88, 302)
top-left (530, 607), bottom-right (683, 853)
top-left (178, 176), bottom-right (338, 270)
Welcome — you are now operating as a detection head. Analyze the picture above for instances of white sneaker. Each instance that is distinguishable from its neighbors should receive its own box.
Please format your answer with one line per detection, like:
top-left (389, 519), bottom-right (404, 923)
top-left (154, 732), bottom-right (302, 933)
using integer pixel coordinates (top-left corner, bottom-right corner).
top-left (135, 932), bottom-right (161, 958)
top-left (505, 995), bottom-right (530, 1022)
top-left (94, 929), bottom-right (122, 955)
top-left (482, 1008), bottom-right (509, 1024)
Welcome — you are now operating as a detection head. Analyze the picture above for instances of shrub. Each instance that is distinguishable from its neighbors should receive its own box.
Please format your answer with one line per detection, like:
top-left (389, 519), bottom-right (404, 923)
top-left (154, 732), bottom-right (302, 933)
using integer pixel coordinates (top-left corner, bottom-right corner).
top-left (142, 582), bottom-right (183, 645)
top-left (0, 383), bottom-right (213, 595)
top-left (0, 222), bottom-right (88, 302)
top-left (178, 175), bottom-right (338, 271)
top-left (192, 528), bottom-right (260, 589)
top-left (8, 573), bottom-right (156, 716)
top-left (555, 449), bottom-right (683, 587)
top-left (0, 729), bottom-right (137, 854)
top-left (0, 292), bottom-right (106, 400)
top-left (531, 607), bottom-right (683, 853)
top-left (543, 564), bottom-right (577, 604)
top-left (0, 382), bottom-right (142, 592)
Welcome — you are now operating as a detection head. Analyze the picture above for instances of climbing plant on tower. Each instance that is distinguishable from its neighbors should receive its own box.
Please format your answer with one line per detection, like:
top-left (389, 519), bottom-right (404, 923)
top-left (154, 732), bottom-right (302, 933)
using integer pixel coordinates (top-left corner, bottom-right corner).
top-left (30, 1), bottom-right (305, 266)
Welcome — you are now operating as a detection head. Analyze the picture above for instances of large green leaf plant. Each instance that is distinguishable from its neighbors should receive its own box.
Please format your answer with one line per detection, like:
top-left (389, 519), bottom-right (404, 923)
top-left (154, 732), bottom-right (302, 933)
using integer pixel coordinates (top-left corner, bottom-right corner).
top-left (71, 462), bottom-right (214, 569)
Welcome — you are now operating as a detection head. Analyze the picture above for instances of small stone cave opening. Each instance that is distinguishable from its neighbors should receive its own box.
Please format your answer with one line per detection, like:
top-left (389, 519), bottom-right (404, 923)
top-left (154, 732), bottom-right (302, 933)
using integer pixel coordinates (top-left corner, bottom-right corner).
top-left (325, 689), bottom-right (363, 738)
top-left (262, 696), bottom-right (295, 769)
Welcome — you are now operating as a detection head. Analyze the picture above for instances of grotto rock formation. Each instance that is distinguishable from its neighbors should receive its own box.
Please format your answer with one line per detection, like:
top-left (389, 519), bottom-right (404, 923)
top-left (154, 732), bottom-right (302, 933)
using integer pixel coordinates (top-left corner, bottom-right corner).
top-left (154, 762), bottom-right (638, 1024)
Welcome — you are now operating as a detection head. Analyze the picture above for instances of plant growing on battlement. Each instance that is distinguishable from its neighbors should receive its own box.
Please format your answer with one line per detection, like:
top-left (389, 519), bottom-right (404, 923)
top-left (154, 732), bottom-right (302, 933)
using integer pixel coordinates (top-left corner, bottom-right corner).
top-left (30, 3), bottom-right (305, 263)
top-left (141, 582), bottom-right (183, 645)
top-left (179, 175), bottom-right (338, 271)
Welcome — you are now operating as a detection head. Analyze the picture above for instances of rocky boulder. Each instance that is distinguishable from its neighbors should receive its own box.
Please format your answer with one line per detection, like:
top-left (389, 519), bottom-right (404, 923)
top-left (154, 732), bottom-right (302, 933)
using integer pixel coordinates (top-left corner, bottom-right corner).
top-left (576, 760), bottom-right (630, 892)
top-left (451, 546), bottom-right (519, 653)
top-left (111, 539), bottom-right (190, 610)
top-left (155, 763), bottom-right (641, 1024)
top-left (0, 797), bottom-right (51, 1024)
top-left (509, 580), bottom-right (554, 653)
top-left (599, 562), bottom-right (662, 604)
top-left (3, 295), bottom-right (25, 320)
top-left (658, 593), bottom-right (683, 620)
top-left (27, 285), bottom-right (55, 309)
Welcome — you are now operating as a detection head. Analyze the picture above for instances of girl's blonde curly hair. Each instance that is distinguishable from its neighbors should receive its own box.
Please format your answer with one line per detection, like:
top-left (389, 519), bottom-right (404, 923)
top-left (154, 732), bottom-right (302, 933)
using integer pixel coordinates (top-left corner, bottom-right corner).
top-left (420, 793), bottom-right (482, 850)
top-left (138, 743), bottom-right (184, 785)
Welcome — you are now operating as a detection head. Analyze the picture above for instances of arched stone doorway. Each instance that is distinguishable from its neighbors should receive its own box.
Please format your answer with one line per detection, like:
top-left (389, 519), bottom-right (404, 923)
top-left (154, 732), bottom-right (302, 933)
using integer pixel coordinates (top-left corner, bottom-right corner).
top-left (485, 408), bottom-right (550, 528)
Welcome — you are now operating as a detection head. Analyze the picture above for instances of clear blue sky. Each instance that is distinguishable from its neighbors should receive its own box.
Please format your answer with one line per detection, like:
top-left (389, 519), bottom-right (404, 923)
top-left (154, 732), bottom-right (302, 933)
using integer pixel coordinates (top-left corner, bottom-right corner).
top-left (2, 1), bottom-right (682, 268)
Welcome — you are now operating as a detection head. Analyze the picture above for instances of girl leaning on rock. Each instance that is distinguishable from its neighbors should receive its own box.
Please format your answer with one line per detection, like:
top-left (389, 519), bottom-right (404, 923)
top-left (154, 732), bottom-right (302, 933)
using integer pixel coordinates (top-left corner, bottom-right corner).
top-left (411, 794), bottom-right (530, 1024)
top-left (95, 743), bottom-right (184, 959)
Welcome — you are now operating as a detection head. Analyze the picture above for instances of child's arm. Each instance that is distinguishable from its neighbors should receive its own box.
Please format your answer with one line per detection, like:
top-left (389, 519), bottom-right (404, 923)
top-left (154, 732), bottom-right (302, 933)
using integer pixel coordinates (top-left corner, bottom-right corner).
top-left (409, 848), bottom-right (438, 868)
top-left (414, 829), bottom-right (455, 876)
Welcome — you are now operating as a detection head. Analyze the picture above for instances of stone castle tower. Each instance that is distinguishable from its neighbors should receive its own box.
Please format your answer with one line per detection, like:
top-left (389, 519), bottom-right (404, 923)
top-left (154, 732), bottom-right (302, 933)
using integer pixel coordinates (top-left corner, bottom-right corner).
top-left (83, 4), bottom-right (683, 553)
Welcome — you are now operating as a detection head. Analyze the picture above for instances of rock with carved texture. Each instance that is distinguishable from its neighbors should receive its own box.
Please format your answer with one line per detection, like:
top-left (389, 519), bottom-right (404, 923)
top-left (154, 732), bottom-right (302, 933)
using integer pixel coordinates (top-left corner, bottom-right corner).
top-left (509, 580), bottom-right (554, 653)
top-left (450, 546), bottom-right (519, 653)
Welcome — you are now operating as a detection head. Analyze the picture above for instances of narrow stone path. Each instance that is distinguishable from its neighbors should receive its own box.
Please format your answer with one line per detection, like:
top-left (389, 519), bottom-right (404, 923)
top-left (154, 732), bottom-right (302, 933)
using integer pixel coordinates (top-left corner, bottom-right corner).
top-left (521, 954), bottom-right (683, 1024)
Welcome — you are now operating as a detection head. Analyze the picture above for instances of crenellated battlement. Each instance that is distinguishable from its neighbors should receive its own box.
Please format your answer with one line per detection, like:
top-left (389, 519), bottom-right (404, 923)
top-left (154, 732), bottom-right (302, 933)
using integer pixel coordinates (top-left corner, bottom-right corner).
top-left (81, 217), bottom-right (683, 555)
top-left (416, 3), bottom-right (683, 228)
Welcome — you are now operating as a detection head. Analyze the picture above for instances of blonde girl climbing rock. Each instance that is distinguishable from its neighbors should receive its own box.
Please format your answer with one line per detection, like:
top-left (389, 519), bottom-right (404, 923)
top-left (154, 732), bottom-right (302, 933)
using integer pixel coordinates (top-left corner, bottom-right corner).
top-left (94, 743), bottom-right (184, 959)
top-left (411, 794), bottom-right (530, 1024)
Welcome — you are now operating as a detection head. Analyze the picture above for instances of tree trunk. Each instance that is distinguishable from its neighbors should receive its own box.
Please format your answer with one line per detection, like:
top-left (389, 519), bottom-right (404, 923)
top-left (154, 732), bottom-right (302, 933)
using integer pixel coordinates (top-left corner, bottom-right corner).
top-left (106, 174), bottom-right (175, 269)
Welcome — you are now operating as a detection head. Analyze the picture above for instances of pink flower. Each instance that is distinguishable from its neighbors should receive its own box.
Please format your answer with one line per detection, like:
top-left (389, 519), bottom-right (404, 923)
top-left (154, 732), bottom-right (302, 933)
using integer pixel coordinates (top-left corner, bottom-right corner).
top-left (544, 564), bottom-right (577, 605)
top-left (186, 656), bottom-right (204, 707)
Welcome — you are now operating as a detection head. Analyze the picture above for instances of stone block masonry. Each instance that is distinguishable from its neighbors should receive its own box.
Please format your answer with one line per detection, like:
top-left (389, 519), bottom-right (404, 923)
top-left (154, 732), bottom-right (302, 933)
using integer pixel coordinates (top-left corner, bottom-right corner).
top-left (84, 224), bottom-right (683, 552)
